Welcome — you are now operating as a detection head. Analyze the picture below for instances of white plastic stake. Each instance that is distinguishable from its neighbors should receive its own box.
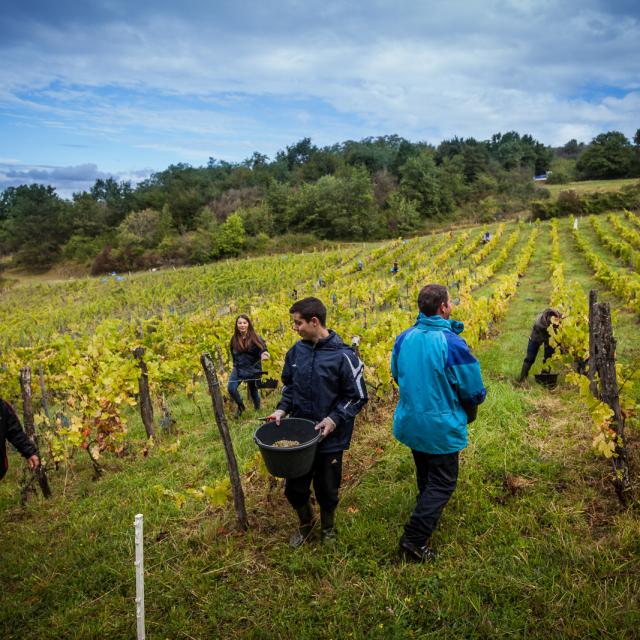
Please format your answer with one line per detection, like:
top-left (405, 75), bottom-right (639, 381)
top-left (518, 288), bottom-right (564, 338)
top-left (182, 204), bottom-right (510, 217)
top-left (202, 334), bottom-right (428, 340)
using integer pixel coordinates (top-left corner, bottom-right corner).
top-left (134, 513), bottom-right (145, 640)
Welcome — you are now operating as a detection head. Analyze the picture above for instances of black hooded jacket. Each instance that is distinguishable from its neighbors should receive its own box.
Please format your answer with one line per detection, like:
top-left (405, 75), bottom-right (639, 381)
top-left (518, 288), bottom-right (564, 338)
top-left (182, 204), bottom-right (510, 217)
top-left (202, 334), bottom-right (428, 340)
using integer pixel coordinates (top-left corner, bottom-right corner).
top-left (276, 330), bottom-right (368, 454)
top-left (530, 308), bottom-right (560, 344)
top-left (1, 399), bottom-right (38, 480)
top-left (230, 336), bottom-right (268, 380)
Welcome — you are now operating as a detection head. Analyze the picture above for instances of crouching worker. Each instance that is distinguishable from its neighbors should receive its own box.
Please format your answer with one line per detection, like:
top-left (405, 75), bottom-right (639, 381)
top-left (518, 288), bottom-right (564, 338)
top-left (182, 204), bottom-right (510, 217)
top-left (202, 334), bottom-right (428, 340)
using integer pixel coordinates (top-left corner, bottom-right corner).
top-left (517, 308), bottom-right (561, 382)
top-left (1, 398), bottom-right (40, 481)
top-left (268, 297), bottom-right (367, 547)
top-left (391, 284), bottom-right (486, 562)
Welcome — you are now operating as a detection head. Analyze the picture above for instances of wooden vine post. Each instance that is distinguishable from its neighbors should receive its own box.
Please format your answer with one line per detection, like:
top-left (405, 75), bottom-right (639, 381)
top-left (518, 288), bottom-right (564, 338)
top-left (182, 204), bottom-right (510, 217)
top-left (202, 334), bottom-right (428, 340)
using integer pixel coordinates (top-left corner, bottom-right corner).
top-left (587, 290), bottom-right (598, 396)
top-left (19, 367), bottom-right (52, 500)
top-left (133, 348), bottom-right (156, 439)
top-left (38, 365), bottom-right (51, 421)
top-left (200, 353), bottom-right (248, 531)
top-left (589, 300), bottom-right (631, 503)
top-left (215, 344), bottom-right (226, 375)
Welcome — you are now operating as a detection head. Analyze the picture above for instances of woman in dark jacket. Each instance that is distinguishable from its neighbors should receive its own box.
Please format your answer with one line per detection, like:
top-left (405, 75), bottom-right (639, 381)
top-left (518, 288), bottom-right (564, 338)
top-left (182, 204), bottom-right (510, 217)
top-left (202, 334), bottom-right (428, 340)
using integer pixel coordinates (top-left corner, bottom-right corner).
top-left (1, 398), bottom-right (40, 480)
top-left (228, 314), bottom-right (270, 417)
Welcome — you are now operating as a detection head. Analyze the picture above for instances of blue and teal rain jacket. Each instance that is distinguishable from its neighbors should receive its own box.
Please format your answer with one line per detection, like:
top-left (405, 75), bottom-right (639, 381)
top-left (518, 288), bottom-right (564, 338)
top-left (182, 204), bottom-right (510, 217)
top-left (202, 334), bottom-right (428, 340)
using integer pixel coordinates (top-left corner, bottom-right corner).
top-left (391, 314), bottom-right (486, 454)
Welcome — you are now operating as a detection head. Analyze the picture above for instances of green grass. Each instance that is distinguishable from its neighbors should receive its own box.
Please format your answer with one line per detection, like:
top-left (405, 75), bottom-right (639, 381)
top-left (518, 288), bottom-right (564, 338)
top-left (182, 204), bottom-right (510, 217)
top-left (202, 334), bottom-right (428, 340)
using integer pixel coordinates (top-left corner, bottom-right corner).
top-left (1, 219), bottom-right (639, 639)
top-left (541, 178), bottom-right (640, 200)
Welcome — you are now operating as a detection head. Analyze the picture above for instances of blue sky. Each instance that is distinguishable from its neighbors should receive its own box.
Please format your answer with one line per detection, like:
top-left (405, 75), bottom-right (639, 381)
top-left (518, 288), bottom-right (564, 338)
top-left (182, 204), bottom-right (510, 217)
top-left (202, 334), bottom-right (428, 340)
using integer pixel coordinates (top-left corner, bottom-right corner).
top-left (1, 0), bottom-right (639, 197)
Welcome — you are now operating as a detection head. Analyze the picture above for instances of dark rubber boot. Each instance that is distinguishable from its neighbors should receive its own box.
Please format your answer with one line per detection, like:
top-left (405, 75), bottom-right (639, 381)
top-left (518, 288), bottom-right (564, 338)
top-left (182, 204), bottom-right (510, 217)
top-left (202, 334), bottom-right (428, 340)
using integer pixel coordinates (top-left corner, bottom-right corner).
top-left (517, 361), bottom-right (532, 383)
top-left (289, 502), bottom-right (315, 548)
top-left (320, 509), bottom-right (337, 544)
top-left (235, 404), bottom-right (246, 418)
top-left (399, 535), bottom-right (436, 562)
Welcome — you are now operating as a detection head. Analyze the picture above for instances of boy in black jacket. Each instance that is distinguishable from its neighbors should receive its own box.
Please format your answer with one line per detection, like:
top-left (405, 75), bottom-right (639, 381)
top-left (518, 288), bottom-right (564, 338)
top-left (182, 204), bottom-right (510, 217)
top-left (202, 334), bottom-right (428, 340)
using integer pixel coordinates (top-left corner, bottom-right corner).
top-left (0, 398), bottom-right (40, 480)
top-left (268, 297), bottom-right (367, 547)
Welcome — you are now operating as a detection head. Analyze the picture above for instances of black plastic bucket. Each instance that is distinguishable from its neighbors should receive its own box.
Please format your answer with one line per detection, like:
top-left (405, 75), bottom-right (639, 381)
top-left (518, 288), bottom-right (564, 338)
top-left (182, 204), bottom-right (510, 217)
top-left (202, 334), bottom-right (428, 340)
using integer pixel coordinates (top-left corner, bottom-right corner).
top-left (535, 372), bottom-right (558, 389)
top-left (253, 418), bottom-right (320, 479)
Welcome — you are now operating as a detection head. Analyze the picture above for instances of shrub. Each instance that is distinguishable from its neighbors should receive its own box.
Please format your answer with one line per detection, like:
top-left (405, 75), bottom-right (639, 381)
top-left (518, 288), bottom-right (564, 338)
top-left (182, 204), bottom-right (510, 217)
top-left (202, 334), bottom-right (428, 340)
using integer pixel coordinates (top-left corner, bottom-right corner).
top-left (158, 231), bottom-right (215, 265)
top-left (244, 232), bottom-right (270, 253)
top-left (556, 190), bottom-right (585, 216)
top-left (238, 204), bottom-right (274, 236)
top-left (546, 171), bottom-right (569, 185)
top-left (91, 247), bottom-right (120, 275)
top-left (117, 208), bottom-right (171, 249)
top-left (214, 213), bottom-right (245, 257)
top-left (384, 193), bottom-right (420, 235)
top-left (476, 196), bottom-right (499, 222)
top-left (63, 235), bottom-right (105, 262)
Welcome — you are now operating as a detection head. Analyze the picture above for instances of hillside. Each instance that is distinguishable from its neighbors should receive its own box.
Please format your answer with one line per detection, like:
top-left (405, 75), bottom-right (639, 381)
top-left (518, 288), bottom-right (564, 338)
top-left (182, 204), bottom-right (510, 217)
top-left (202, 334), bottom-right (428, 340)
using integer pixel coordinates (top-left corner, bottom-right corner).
top-left (1, 212), bottom-right (639, 638)
top-left (3, 129), bottom-right (638, 276)
top-left (541, 178), bottom-right (640, 200)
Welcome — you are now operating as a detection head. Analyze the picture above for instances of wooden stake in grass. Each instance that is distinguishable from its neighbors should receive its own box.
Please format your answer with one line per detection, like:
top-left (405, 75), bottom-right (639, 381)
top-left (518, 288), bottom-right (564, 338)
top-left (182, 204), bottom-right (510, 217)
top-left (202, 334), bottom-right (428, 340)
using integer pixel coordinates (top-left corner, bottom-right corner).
top-left (38, 365), bottom-right (51, 421)
top-left (134, 513), bottom-right (145, 640)
top-left (215, 344), bottom-right (226, 375)
top-left (200, 353), bottom-right (248, 531)
top-left (19, 367), bottom-right (52, 500)
top-left (133, 347), bottom-right (156, 440)
top-left (588, 290), bottom-right (598, 396)
top-left (591, 302), bottom-right (631, 504)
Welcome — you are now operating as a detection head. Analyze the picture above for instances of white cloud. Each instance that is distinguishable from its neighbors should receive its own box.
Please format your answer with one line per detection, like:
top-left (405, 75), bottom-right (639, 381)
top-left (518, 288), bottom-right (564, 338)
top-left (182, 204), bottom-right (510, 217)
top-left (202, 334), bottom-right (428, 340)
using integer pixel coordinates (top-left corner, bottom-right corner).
top-left (0, 0), bottom-right (638, 179)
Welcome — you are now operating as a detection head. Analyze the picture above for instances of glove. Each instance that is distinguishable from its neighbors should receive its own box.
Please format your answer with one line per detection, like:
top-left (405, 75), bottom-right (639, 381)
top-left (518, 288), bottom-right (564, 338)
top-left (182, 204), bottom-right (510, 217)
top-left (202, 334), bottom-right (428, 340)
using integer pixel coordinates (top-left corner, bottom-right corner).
top-left (267, 409), bottom-right (286, 425)
top-left (461, 401), bottom-right (478, 424)
top-left (315, 416), bottom-right (336, 438)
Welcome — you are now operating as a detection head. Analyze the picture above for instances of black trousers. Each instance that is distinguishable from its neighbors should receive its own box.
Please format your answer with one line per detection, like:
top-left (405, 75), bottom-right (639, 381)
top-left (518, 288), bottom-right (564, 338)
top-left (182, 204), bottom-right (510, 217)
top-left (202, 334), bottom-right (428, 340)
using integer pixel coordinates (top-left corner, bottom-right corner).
top-left (227, 369), bottom-right (261, 409)
top-left (403, 450), bottom-right (459, 545)
top-left (284, 451), bottom-right (343, 512)
top-left (524, 338), bottom-right (554, 366)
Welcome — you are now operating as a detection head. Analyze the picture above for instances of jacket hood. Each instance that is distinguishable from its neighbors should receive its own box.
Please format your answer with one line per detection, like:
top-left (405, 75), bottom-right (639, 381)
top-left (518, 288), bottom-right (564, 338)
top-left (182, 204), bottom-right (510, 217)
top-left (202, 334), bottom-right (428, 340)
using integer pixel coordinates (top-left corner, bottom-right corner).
top-left (416, 313), bottom-right (464, 335)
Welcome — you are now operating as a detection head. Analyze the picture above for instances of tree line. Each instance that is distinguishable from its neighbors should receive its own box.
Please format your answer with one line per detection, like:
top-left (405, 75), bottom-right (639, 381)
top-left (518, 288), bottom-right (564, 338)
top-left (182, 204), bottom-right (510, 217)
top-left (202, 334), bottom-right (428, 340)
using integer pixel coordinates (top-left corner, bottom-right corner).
top-left (1, 129), bottom-right (639, 272)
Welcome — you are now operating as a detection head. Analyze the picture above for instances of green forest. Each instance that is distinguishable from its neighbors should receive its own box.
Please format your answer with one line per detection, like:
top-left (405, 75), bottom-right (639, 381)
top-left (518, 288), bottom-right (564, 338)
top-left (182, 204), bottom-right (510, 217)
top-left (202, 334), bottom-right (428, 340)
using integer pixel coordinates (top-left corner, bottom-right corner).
top-left (1, 129), bottom-right (640, 273)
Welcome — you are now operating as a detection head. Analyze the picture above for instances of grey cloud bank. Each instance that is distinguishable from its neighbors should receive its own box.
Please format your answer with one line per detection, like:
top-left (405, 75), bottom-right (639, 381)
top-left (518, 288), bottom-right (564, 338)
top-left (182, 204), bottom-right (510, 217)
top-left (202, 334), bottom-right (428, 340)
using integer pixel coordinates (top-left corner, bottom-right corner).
top-left (0, 163), bottom-right (151, 199)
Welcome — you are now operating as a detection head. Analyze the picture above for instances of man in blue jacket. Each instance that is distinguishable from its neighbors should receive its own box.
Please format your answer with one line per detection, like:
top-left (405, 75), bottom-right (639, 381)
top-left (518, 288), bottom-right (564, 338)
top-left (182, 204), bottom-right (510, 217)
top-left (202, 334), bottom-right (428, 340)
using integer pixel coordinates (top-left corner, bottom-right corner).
top-left (391, 284), bottom-right (486, 562)
top-left (268, 297), bottom-right (367, 547)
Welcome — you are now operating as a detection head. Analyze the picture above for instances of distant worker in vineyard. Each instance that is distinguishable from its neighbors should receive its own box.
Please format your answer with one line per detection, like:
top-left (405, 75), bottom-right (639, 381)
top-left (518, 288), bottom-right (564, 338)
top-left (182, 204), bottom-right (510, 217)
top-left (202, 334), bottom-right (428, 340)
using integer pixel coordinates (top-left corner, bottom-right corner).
top-left (391, 261), bottom-right (399, 274)
top-left (1, 397), bottom-right (40, 481)
top-left (391, 284), bottom-right (486, 562)
top-left (517, 308), bottom-right (562, 382)
top-left (228, 315), bottom-right (270, 418)
top-left (267, 297), bottom-right (367, 547)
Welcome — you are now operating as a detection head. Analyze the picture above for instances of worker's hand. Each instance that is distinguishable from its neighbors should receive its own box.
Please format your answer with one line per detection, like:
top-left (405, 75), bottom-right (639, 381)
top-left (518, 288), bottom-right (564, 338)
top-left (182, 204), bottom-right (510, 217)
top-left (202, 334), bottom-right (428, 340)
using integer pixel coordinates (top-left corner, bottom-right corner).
top-left (315, 416), bottom-right (336, 438)
top-left (27, 454), bottom-right (40, 470)
top-left (267, 409), bottom-right (286, 425)
top-left (261, 351), bottom-right (270, 361)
